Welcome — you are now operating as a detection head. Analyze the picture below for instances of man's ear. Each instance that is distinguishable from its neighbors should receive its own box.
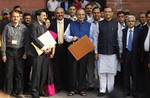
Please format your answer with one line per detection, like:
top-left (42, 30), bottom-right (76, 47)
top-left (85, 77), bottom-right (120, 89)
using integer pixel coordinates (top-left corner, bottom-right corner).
top-left (37, 15), bottom-right (39, 20)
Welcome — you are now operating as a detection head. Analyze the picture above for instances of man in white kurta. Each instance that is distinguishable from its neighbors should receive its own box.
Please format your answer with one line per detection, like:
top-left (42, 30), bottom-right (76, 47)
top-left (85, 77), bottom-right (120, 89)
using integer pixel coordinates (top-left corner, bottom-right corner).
top-left (93, 7), bottom-right (122, 97)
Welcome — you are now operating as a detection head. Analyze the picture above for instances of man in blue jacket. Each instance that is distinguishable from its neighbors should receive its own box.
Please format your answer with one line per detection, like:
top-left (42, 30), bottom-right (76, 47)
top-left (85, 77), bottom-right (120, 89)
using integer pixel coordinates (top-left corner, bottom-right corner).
top-left (64, 8), bottom-right (93, 96)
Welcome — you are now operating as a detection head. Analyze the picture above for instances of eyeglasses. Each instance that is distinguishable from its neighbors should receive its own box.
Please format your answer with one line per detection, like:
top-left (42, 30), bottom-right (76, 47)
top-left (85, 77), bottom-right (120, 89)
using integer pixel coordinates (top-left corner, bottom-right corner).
top-left (104, 11), bottom-right (112, 13)
top-left (3, 13), bottom-right (9, 15)
top-left (77, 14), bottom-right (85, 16)
top-left (139, 17), bottom-right (145, 18)
top-left (118, 16), bottom-right (125, 18)
top-left (127, 20), bottom-right (135, 22)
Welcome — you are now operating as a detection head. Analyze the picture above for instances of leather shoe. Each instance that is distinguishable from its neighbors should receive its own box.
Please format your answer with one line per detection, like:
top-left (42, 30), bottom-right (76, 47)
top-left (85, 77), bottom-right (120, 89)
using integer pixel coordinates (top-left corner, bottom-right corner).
top-left (87, 87), bottom-right (95, 91)
top-left (39, 92), bottom-right (49, 97)
top-left (11, 93), bottom-right (16, 96)
top-left (16, 94), bottom-right (25, 98)
top-left (56, 89), bottom-right (60, 93)
top-left (98, 93), bottom-right (105, 97)
top-left (32, 95), bottom-right (40, 98)
top-left (123, 93), bottom-right (130, 97)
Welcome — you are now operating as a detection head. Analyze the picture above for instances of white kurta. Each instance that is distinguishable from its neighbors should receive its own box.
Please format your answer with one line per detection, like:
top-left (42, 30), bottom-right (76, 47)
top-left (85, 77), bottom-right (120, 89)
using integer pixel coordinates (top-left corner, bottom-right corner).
top-left (93, 22), bottom-right (123, 74)
top-left (97, 54), bottom-right (118, 74)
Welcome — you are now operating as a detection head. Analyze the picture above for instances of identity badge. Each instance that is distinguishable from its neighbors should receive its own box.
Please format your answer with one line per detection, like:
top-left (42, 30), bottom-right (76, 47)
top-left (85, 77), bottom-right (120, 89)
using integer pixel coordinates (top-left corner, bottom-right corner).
top-left (12, 40), bottom-right (17, 45)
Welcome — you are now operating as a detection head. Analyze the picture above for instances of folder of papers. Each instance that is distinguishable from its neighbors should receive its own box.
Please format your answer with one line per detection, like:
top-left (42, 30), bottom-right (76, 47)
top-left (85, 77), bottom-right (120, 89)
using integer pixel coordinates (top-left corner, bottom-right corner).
top-left (68, 35), bottom-right (95, 61)
top-left (32, 30), bottom-right (57, 56)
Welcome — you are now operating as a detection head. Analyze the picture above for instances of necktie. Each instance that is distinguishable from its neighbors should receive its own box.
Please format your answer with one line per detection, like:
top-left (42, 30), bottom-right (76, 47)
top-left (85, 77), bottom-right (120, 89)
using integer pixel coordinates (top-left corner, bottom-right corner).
top-left (139, 24), bottom-right (143, 28)
top-left (128, 29), bottom-right (133, 51)
top-left (59, 21), bottom-right (64, 44)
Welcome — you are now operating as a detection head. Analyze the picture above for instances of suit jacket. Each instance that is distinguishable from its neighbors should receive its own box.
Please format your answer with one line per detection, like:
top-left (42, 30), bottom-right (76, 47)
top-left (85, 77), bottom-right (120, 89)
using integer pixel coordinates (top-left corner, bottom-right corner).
top-left (122, 27), bottom-right (142, 61)
top-left (49, 18), bottom-right (71, 44)
top-left (0, 19), bottom-right (11, 34)
top-left (141, 24), bottom-right (150, 63)
top-left (141, 24), bottom-right (149, 52)
top-left (136, 22), bottom-right (147, 29)
top-left (27, 20), bottom-right (47, 57)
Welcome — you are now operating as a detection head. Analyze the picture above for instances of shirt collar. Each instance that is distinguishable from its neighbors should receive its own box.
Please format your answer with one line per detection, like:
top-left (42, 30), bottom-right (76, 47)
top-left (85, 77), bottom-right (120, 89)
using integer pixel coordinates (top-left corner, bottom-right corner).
top-left (57, 19), bottom-right (64, 23)
top-left (11, 22), bottom-right (21, 28)
top-left (128, 27), bottom-right (134, 32)
top-left (38, 20), bottom-right (43, 25)
top-left (92, 17), bottom-right (103, 23)
top-left (77, 20), bottom-right (85, 24)
top-left (142, 22), bottom-right (147, 26)
top-left (122, 22), bottom-right (126, 27)
top-left (87, 15), bottom-right (93, 19)
top-left (68, 16), bottom-right (77, 21)
top-left (104, 18), bottom-right (113, 21)
top-left (148, 24), bottom-right (150, 28)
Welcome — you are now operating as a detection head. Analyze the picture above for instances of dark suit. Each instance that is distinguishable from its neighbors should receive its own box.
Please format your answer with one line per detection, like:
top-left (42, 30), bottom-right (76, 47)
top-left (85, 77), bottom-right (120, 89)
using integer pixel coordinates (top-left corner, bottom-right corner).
top-left (122, 27), bottom-right (141, 97)
top-left (22, 23), bottom-right (32, 92)
top-left (135, 23), bottom-right (146, 95)
top-left (50, 18), bottom-right (71, 91)
top-left (141, 25), bottom-right (150, 98)
top-left (141, 24), bottom-right (149, 58)
top-left (0, 19), bottom-right (10, 90)
top-left (136, 23), bottom-right (147, 29)
top-left (28, 21), bottom-right (49, 96)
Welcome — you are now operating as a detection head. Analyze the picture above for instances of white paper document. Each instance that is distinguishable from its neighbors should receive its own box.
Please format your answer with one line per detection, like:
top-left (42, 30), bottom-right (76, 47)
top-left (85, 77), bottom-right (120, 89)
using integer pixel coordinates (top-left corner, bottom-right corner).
top-left (32, 30), bottom-right (57, 55)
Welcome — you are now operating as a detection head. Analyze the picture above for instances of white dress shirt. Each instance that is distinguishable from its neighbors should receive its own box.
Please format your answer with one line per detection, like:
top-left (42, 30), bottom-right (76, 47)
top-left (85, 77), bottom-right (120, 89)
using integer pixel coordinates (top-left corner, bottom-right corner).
top-left (80, 0), bottom-right (89, 8)
top-left (121, 22), bottom-right (126, 30)
top-left (64, 21), bottom-right (94, 43)
top-left (47, 0), bottom-right (59, 12)
top-left (87, 15), bottom-right (93, 23)
top-left (65, 15), bottom-right (77, 21)
top-left (144, 25), bottom-right (150, 51)
top-left (91, 18), bottom-right (104, 43)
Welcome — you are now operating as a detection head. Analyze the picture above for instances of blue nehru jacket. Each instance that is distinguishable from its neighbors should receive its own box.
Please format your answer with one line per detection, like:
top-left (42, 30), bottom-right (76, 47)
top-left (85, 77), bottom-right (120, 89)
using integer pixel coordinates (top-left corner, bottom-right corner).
top-left (70, 20), bottom-right (91, 38)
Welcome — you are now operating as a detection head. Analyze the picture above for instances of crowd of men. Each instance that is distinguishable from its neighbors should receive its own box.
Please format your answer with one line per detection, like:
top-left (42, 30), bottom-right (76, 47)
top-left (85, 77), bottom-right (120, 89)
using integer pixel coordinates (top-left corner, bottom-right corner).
top-left (0, 1), bottom-right (150, 98)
